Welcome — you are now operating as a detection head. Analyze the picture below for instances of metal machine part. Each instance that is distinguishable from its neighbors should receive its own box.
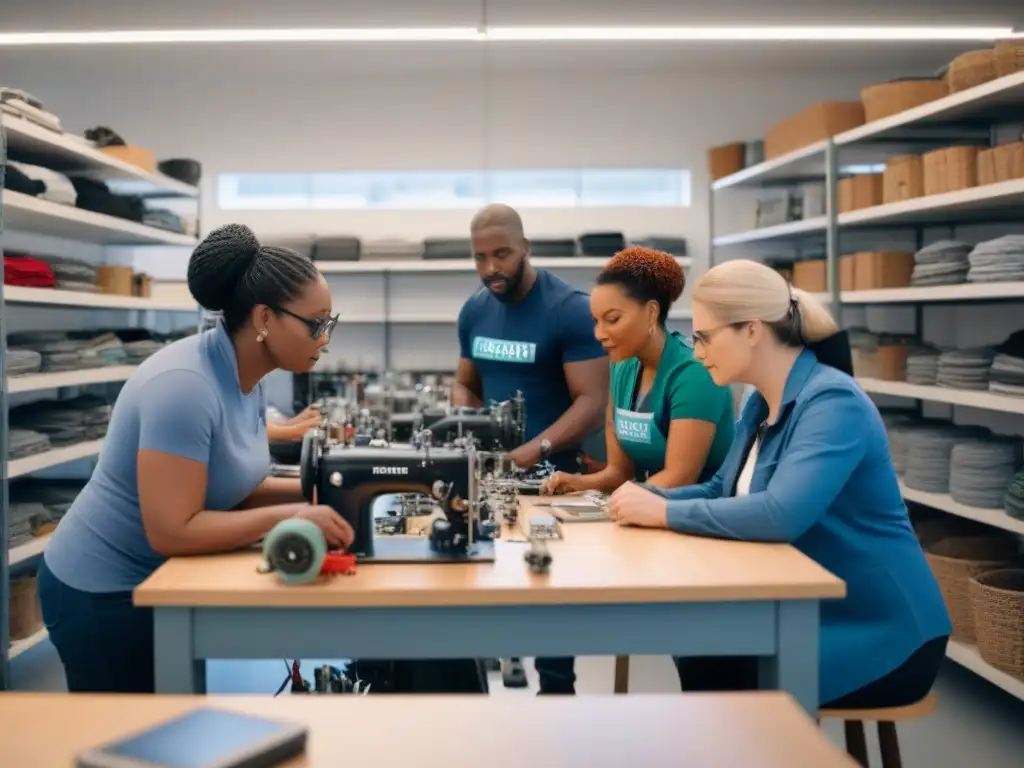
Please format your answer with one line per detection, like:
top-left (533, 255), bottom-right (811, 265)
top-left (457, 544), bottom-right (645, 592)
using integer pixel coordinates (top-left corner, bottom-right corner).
top-left (528, 513), bottom-right (564, 541)
top-left (299, 427), bottom-right (508, 564)
top-left (524, 537), bottom-right (553, 574)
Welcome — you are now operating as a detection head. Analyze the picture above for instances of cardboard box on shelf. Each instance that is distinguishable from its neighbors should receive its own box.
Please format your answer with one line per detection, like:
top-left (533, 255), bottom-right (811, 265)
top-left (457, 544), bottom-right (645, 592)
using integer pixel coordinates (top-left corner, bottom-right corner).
top-left (708, 142), bottom-right (746, 181)
top-left (876, 345), bottom-right (909, 382)
top-left (978, 147), bottom-right (998, 186)
top-left (923, 146), bottom-right (980, 195)
top-left (838, 174), bottom-right (884, 213)
top-left (994, 141), bottom-right (1024, 182)
top-left (853, 251), bottom-right (915, 291)
top-left (764, 101), bottom-right (865, 160)
top-left (840, 254), bottom-right (856, 291)
top-left (792, 259), bottom-right (827, 293)
top-left (883, 155), bottom-right (925, 203)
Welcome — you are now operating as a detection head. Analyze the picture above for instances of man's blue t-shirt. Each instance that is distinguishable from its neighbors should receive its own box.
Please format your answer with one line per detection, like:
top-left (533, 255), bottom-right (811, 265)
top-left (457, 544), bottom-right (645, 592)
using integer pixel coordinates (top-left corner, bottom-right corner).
top-left (457, 269), bottom-right (606, 471)
top-left (43, 322), bottom-right (271, 593)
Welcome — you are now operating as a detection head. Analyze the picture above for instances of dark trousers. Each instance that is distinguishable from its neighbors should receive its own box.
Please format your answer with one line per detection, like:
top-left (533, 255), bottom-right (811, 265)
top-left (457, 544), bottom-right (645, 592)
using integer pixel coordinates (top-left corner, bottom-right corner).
top-left (673, 634), bottom-right (949, 708)
top-left (535, 656), bottom-right (576, 694)
top-left (38, 557), bottom-right (156, 693)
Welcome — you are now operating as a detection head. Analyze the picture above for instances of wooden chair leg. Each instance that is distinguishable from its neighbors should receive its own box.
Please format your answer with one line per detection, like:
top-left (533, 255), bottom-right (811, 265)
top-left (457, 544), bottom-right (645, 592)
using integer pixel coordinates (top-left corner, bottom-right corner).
top-left (613, 655), bottom-right (630, 694)
top-left (843, 720), bottom-right (870, 767)
top-left (877, 722), bottom-right (902, 768)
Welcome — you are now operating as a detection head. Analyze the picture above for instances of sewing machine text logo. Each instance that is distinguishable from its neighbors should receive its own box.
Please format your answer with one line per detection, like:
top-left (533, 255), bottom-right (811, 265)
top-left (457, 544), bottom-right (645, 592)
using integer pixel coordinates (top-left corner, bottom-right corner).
top-left (471, 336), bottom-right (537, 364)
top-left (373, 466), bottom-right (409, 475)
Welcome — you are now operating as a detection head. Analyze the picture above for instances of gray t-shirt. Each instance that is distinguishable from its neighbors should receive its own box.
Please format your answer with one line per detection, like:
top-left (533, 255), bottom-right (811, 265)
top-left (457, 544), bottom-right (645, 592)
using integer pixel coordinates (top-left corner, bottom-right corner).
top-left (44, 322), bottom-right (271, 593)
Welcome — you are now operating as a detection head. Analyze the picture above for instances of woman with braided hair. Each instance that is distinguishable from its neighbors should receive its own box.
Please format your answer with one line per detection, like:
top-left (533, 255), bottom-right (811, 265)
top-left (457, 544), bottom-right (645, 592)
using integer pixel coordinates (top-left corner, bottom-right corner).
top-left (543, 246), bottom-right (734, 496)
top-left (39, 223), bottom-right (353, 693)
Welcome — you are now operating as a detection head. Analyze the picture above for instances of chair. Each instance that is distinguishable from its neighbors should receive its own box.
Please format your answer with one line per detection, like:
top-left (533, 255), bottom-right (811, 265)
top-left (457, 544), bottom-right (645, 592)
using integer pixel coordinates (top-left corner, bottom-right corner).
top-left (818, 692), bottom-right (937, 768)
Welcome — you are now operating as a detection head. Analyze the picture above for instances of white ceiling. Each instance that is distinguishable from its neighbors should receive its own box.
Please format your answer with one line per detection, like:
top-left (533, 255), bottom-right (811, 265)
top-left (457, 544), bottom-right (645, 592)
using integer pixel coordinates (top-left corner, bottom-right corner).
top-left (1, 0), bottom-right (1021, 29)
top-left (0, 1), bottom-right (1019, 77)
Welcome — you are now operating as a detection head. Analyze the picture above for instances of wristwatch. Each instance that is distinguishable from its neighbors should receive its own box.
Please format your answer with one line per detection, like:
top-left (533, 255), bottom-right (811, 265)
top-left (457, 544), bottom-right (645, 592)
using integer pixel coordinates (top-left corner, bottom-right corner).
top-left (539, 438), bottom-right (552, 460)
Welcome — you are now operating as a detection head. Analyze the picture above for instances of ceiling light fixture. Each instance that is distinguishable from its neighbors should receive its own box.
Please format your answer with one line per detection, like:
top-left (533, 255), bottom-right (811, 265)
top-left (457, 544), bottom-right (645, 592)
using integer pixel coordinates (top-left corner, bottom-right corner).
top-left (0, 26), bottom-right (1013, 47)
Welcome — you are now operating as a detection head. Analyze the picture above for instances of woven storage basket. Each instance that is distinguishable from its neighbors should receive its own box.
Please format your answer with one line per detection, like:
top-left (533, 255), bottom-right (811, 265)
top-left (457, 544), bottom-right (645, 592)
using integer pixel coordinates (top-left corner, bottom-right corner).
top-left (994, 41), bottom-right (1024, 78)
top-left (969, 569), bottom-right (1024, 681)
top-left (925, 534), bottom-right (1019, 642)
top-left (861, 79), bottom-right (948, 122)
top-left (947, 49), bottom-right (998, 93)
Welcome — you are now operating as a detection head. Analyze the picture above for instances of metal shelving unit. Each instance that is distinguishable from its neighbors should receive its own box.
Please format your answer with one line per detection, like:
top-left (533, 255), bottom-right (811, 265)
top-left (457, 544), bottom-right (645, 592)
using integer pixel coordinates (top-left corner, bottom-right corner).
top-left (0, 112), bottom-right (201, 689)
top-left (707, 69), bottom-right (1024, 699)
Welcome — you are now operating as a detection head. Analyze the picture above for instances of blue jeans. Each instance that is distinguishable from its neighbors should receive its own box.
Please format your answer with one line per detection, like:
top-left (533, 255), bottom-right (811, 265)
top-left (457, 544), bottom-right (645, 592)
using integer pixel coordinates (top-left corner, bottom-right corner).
top-left (37, 557), bottom-right (155, 693)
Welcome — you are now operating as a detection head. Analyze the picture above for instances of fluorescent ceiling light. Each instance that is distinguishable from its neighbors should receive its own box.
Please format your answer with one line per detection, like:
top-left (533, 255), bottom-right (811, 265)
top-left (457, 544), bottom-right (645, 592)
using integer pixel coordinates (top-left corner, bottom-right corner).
top-left (487, 26), bottom-right (1014, 42)
top-left (0, 26), bottom-right (1012, 47)
top-left (0, 28), bottom-right (485, 45)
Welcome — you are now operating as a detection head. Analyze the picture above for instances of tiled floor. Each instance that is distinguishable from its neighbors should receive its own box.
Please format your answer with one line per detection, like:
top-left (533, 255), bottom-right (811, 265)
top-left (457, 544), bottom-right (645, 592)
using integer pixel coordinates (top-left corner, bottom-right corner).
top-left (11, 641), bottom-right (1024, 767)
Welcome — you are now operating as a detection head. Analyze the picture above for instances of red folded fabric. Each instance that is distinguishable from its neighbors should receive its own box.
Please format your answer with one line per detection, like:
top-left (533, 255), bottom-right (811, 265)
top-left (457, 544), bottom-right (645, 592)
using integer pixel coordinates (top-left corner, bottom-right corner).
top-left (4, 254), bottom-right (57, 287)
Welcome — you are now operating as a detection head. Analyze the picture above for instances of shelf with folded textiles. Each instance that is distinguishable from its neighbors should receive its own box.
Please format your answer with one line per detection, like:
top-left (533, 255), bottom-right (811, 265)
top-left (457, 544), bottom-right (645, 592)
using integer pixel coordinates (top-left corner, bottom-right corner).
top-left (899, 480), bottom-right (1024, 537)
top-left (858, 378), bottom-right (1024, 415)
top-left (837, 282), bottom-right (1024, 305)
top-left (2, 115), bottom-right (198, 199)
top-left (8, 534), bottom-right (50, 569)
top-left (6, 366), bottom-right (138, 395)
top-left (313, 256), bottom-right (693, 274)
top-left (7, 439), bottom-right (104, 480)
top-left (4, 285), bottom-right (196, 312)
top-left (2, 190), bottom-right (198, 246)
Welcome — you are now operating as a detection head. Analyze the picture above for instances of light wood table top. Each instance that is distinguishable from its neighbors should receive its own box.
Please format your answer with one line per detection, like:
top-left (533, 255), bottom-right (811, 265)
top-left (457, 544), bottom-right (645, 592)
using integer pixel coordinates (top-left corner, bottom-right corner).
top-left (0, 692), bottom-right (857, 767)
top-left (134, 495), bottom-right (844, 608)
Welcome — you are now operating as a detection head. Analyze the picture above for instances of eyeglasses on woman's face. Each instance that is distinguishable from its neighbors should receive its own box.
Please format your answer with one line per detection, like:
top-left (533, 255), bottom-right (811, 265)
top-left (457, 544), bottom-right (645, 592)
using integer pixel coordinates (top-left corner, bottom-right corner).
top-left (274, 306), bottom-right (339, 340)
top-left (690, 323), bottom-right (739, 350)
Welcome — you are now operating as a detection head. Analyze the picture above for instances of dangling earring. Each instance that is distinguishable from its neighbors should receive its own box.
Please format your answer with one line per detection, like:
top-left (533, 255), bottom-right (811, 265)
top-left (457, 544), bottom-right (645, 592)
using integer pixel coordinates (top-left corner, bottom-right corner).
top-left (648, 325), bottom-right (654, 336)
top-left (257, 329), bottom-right (267, 343)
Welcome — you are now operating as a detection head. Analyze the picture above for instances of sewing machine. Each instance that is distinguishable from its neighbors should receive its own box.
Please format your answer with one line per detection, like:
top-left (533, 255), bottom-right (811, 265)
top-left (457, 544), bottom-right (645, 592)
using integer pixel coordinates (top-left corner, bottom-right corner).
top-left (299, 426), bottom-right (517, 563)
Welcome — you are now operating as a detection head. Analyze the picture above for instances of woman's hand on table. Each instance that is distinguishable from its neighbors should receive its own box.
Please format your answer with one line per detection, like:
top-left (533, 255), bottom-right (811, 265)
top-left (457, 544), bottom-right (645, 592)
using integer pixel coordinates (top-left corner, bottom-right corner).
top-left (541, 471), bottom-right (583, 496)
top-left (608, 482), bottom-right (668, 529)
top-left (293, 504), bottom-right (355, 549)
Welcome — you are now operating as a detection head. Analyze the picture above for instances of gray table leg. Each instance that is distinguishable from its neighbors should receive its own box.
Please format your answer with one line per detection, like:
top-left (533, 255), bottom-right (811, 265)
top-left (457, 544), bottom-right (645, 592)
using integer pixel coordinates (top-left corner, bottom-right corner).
top-left (760, 600), bottom-right (820, 714)
top-left (154, 608), bottom-right (206, 694)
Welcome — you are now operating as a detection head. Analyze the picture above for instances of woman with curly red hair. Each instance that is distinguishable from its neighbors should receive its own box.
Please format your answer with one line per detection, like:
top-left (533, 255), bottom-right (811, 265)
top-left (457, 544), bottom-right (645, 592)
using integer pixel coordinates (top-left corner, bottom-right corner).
top-left (544, 246), bottom-right (734, 495)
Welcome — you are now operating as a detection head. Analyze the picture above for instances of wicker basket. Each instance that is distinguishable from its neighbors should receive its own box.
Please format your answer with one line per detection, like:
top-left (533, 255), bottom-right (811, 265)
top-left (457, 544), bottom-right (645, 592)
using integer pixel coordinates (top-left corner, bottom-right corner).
top-left (946, 49), bottom-right (998, 93)
top-left (969, 569), bottom-right (1024, 681)
top-left (994, 41), bottom-right (1024, 78)
top-left (925, 534), bottom-right (1019, 642)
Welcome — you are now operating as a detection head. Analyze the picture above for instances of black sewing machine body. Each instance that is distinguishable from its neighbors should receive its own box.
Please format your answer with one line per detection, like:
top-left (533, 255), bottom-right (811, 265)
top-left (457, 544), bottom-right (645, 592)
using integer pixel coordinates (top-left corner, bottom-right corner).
top-left (301, 437), bottom-right (495, 563)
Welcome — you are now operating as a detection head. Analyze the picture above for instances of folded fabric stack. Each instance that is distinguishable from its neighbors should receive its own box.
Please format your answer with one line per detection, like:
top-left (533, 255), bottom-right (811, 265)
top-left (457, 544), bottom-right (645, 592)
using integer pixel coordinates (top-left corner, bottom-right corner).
top-left (7, 161), bottom-right (77, 206)
top-left (3, 253), bottom-right (57, 288)
top-left (936, 347), bottom-right (996, 390)
top-left (11, 395), bottom-right (112, 446)
top-left (530, 239), bottom-right (578, 257)
top-left (39, 254), bottom-right (99, 292)
top-left (910, 240), bottom-right (972, 286)
top-left (362, 238), bottom-right (424, 261)
top-left (950, 435), bottom-right (1024, 508)
top-left (989, 329), bottom-right (1024, 398)
top-left (0, 85), bottom-right (62, 132)
top-left (966, 235), bottom-right (1024, 283)
top-left (7, 349), bottom-right (42, 376)
top-left (143, 208), bottom-right (186, 234)
top-left (1005, 469), bottom-right (1024, 520)
top-left (579, 232), bottom-right (626, 257)
top-left (906, 343), bottom-right (943, 385)
top-left (422, 238), bottom-right (472, 260)
top-left (74, 332), bottom-right (129, 367)
top-left (7, 501), bottom-right (57, 548)
top-left (882, 413), bottom-right (921, 474)
top-left (8, 332), bottom-right (88, 372)
top-left (112, 330), bottom-right (164, 363)
top-left (312, 236), bottom-right (361, 262)
top-left (633, 236), bottom-right (687, 257)
top-left (8, 479), bottom-right (85, 547)
top-left (903, 423), bottom-right (988, 494)
top-left (8, 428), bottom-right (51, 460)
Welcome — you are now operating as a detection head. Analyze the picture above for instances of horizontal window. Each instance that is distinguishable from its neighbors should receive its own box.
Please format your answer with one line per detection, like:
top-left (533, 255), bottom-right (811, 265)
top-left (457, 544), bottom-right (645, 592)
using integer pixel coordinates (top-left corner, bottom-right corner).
top-left (217, 169), bottom-right (691, 210)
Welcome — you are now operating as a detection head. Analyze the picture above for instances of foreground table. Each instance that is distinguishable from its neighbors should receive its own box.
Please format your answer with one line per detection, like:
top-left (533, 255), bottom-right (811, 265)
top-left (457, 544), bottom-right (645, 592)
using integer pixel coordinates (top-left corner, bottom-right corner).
top-left (0, 692), bottom-right (857, 767)
top-left (135, 496), bottom-right (844, 712)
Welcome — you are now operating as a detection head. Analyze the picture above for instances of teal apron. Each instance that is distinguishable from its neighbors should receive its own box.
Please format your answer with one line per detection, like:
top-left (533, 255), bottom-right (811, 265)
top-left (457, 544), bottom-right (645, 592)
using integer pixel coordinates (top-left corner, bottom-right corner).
top-left (614, 388), bottom-right (669, 481)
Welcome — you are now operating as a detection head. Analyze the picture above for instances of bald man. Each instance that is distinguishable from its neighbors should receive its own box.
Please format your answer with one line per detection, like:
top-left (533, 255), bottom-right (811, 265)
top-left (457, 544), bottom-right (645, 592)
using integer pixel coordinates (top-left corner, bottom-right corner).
top-left (454, 204), bottom-right (608, 695)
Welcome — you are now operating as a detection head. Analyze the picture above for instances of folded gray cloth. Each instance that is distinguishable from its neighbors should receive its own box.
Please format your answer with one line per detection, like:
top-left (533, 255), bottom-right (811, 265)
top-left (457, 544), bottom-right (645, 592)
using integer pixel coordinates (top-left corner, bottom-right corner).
top-left (7, 428), bottom-right (51, 459)
top-left (903, 423), bottom-right (989, 494)
top-left (967, 235), bottom-right (1024, 283)
top-left (906, 344), bottom-right (942, 386)
top-left (912, 240), bottom-right (973, 287)
top-left (950, 436), bottom-right (1023, 509)
top-left (936, 347), bottom-right (996, 391)
top-left (6, 348), bottom-right (42, 376)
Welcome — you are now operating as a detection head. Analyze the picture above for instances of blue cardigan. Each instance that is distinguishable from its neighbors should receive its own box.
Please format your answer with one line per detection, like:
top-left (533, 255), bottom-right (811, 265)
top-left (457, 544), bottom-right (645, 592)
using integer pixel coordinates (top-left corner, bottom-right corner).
top-left (652, 348), bottom-right (951, 704)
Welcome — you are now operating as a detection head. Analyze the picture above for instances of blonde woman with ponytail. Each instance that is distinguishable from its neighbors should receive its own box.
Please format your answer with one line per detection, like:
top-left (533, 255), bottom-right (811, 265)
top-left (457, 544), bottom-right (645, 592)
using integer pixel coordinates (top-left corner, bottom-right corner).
top-left (608, 259), bottom-right (951, 711)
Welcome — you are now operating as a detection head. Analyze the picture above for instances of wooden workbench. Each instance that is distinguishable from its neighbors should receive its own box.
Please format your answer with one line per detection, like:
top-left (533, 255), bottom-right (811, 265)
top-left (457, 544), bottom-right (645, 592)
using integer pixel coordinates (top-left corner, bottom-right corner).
top-left (0, 692), bottom-right (858, 767)
top-left (135, 496), bottom-right (844, 711)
